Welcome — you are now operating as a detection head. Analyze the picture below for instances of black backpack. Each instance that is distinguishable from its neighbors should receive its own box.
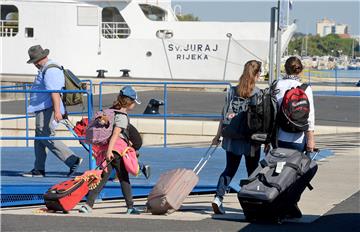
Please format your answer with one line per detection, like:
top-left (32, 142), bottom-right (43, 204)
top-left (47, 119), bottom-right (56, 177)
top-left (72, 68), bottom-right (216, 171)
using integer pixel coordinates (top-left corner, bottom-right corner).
top-left (43, 64), bottom-right (85, 106)
top-left (221, 86), bottom-right (253, 139)
top-left (246, 81), bottom-right (279, 144)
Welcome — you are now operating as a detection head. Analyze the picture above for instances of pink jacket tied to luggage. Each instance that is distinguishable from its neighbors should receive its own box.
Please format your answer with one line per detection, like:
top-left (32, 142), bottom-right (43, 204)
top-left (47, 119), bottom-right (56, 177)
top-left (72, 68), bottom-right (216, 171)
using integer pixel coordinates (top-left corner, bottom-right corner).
top-left (95, 138), bottom-right (139, 176)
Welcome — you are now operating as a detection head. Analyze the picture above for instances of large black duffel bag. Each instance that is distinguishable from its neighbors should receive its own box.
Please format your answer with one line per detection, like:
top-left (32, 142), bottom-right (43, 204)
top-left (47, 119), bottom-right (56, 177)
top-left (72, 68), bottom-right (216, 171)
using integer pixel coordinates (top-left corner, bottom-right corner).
top-left (238, 147), bottom-right (318, 223)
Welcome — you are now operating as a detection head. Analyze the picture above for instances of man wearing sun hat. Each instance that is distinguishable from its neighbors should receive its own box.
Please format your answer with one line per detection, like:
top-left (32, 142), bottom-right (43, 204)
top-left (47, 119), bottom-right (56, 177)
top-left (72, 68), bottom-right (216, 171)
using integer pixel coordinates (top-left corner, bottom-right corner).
top-left (22, 45), bottom-right (82, 178)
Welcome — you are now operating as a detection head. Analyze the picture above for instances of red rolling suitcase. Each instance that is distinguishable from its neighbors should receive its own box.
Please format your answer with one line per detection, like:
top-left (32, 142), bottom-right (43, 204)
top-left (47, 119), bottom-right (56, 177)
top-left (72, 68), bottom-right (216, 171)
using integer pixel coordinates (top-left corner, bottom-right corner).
top-left (146, 144), bottom-right (218, 215)
top-left (43, 160), bottom-right (110, 213)
top-left (44, 177), bottom-right (92, 213)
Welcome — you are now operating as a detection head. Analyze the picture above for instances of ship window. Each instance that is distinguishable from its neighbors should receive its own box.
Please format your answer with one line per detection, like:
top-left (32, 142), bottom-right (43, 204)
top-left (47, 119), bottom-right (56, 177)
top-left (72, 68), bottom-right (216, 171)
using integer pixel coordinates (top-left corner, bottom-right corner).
top-left (139, 4), bottom-right (167, 21)
top-left (25, 27), bottom-right (33, 38)
top-left (0, 5), bottom-right (19, 37)
top-left (102, 7), bottom-right (130, 39)
top-left (77, 6), bottom-right (98, 26)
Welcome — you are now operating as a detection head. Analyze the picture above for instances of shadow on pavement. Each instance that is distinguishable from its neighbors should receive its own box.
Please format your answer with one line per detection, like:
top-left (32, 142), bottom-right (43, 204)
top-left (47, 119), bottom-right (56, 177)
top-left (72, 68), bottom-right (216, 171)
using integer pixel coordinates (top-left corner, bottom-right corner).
top-left (236, 213), bottom-right (360, 232)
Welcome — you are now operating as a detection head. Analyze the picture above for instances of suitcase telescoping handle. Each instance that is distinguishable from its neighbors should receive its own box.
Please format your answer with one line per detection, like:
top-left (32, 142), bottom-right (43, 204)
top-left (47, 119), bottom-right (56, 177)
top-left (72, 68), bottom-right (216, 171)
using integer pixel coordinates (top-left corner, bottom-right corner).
top-left (95, 157), bottom-right (116, 171)
top-left (306, 148), bottom-right (320, 160)
top-left (193, 143), bottom-right (219, 176)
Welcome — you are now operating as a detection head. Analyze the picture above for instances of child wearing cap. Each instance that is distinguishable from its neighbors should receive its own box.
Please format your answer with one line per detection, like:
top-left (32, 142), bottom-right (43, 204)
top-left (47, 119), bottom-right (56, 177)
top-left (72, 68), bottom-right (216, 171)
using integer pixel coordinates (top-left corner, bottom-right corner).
top-left (79, 85), bottom-right (143, 214)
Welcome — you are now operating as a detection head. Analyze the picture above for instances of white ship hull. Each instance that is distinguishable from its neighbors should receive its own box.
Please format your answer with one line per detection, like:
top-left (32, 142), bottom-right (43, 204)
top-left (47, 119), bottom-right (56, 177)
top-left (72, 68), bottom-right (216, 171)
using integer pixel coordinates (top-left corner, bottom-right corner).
top-left (1, 0), bottom-right (296, 80)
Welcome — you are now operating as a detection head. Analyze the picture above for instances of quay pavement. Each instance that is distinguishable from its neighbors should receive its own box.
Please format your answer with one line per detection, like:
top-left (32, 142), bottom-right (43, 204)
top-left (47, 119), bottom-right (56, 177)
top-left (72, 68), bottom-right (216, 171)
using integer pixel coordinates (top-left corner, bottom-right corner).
top-left (1, 132), bottom-right (359, 232)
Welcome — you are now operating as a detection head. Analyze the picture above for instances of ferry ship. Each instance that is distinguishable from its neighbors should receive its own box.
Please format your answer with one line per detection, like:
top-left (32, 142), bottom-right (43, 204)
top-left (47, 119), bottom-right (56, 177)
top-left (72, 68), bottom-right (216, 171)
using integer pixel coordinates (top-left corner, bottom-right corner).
top-left (1, 0), bottom-right (296, 80)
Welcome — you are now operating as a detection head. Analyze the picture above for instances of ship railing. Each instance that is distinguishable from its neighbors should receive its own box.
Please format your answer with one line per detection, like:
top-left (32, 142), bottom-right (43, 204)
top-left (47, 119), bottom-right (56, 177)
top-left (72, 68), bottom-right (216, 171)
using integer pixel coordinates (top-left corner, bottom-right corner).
top-left (0, 20), bottom-right (18, 37)
top-left (0, 80), bottom-right (96, 168)
top-left (102, 22), bottom-right (130, 39)
top-left (98, 81), bottom-right (232, 148)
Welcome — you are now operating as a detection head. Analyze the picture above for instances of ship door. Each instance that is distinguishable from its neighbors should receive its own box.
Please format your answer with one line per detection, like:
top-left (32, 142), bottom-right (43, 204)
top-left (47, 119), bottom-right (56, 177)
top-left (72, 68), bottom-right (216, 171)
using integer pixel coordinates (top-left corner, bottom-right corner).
top-left (102, 7), bottom-right (130, 39)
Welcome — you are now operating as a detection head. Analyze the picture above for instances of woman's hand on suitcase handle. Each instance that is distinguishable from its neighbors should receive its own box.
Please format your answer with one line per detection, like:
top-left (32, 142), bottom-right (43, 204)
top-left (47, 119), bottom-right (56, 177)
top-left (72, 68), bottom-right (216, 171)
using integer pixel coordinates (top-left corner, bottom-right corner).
top-left (106, 150), bottom-right (115, 161)
top-left (305, 148), bottom-right (320, 158)
top-left (212, 135), bottom-right (221, 145)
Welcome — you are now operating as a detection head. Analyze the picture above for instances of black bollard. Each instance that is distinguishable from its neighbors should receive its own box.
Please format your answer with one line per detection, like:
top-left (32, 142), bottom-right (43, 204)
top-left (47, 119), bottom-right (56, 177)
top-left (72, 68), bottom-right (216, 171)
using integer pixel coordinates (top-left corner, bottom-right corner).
top-left (143, 99), bottom-right (164, 114)
top-left (96, 69), bottom-right (107, 78)
top-left (120, 69), bottom-right (131, 77)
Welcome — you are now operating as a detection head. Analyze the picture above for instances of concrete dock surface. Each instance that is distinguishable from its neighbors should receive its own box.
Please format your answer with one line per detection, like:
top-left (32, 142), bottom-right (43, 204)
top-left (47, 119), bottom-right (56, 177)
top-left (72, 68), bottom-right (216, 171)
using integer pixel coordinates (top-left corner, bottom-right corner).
top-left (1, 132), bottom-right (359, 231)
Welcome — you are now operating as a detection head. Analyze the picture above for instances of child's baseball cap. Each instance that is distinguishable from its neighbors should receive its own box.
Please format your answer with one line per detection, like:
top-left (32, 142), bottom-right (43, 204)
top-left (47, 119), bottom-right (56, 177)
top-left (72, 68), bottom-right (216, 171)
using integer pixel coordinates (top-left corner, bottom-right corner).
top-left (120, 85), bottom-right (141, 104)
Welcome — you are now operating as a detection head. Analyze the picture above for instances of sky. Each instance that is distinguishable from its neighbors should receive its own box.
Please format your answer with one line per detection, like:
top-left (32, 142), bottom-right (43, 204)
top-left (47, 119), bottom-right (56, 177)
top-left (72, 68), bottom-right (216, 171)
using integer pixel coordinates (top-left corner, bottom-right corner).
top-left (172, 0), bottom-right (360, 36)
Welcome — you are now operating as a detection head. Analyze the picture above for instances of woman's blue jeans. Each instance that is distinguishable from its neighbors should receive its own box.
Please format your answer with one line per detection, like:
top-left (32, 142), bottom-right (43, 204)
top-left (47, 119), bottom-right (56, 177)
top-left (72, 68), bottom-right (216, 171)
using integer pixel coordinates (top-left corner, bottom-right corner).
top-left (215, 150), bottom-right (260, 200)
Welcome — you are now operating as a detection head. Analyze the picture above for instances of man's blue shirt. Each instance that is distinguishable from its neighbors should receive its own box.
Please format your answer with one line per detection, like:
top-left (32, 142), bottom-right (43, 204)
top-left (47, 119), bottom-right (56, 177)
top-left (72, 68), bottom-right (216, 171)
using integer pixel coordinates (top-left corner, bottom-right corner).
top-left (28, 60), bottom-right (65, 114)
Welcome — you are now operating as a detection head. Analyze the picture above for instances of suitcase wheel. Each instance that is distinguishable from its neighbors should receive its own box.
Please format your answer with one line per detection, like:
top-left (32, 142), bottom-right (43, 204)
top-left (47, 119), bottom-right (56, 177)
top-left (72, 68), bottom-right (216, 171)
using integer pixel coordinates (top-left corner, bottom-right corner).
top-left (63, 210), bottom-right (69, 214)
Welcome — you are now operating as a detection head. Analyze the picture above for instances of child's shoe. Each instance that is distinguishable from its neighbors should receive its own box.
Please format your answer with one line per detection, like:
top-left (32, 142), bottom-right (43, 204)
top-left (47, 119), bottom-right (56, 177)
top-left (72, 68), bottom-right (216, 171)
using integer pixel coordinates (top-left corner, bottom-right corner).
top-left (141, 165), bottom-right (151, 179)
top-left (78, 204), bottom-right (92, 213)
top-left (126, 207), bottom-right (141, 215)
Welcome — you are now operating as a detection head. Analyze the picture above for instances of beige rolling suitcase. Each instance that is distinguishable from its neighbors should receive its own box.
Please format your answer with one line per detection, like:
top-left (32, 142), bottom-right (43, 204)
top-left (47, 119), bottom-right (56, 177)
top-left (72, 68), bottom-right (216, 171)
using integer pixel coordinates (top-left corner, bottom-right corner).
top-left (146, 144), bottom-right (218, 215)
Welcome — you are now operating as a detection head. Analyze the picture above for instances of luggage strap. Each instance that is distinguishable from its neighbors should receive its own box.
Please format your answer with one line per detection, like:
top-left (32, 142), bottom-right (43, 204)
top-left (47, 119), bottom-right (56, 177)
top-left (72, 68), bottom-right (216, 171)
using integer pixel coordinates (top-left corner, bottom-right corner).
top-left (260, 159), bottom-right (268, 168)
top-left (258, 173), bottom-right (282, 193)
top-left (193, 143), bottom-right (219, 175)
top-left (240, 164), bottom-right (282, 192)
top-left (284, 162), bottom-right (304, 176)
top-left (240, 160), bottom-right (274, 187)
top-left (307, 183), bottom-right (314, 191)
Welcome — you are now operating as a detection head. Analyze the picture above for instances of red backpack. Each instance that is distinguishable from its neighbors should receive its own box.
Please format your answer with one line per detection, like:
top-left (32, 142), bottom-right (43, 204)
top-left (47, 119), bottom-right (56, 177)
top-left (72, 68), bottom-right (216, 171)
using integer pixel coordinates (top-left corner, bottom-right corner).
top-left (278, 84), bottom-right (310, 132)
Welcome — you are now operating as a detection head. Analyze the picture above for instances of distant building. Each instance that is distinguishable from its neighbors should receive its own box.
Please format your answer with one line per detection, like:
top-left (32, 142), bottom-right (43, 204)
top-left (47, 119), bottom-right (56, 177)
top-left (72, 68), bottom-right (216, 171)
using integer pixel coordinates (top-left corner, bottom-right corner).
top-left (316, 18), bottom-right (349, 37)
top-left (335, 24), bottom-right (348, 35)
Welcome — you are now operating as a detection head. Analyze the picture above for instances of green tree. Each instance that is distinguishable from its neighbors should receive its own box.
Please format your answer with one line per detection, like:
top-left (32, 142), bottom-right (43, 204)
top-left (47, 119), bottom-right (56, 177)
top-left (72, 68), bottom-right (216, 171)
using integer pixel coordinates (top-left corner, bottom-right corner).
top-left (288, 34), bottom-right (359, 57)
top-left (176, 14), bottom-right (200, 21)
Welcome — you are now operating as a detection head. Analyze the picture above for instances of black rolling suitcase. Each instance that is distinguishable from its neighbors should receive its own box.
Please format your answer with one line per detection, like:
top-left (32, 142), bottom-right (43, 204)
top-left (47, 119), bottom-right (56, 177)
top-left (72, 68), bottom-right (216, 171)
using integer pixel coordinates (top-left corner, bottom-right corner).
top-left (238, 148), bottom-right (319, 223)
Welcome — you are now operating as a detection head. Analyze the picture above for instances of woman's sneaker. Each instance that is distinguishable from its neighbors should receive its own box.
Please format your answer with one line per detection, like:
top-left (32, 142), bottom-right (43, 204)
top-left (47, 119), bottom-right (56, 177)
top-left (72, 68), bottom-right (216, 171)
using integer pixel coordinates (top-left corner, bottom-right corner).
top-left (22, 169), bottom-right (45, 177)
top-left (126, 207), bottom-right (141, 215)
top-left (78, 204), bottom-right (92, 213)
top-left (212, 196), bottom-right (225, 214)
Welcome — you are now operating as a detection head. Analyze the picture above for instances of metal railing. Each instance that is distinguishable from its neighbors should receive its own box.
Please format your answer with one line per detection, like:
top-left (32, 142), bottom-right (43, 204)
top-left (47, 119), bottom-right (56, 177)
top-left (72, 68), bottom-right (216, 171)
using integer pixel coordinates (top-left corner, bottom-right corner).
top-left (303, 69), bottom-right (360, 95)
top-left (102, 22), bottom-right (130, 39)
top-left (0, 80), bottom-right (230, 163)
top-left (0, 80), bottom-right (95, 168)
top-left (98, 81), bottom-right (231, 147)
top-left (0, 20), bottom-right (18, 37)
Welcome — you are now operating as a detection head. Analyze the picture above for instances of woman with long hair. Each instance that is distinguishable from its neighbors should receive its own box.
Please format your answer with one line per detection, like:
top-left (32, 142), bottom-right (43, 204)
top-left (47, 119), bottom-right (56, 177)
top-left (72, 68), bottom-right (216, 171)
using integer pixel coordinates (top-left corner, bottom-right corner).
top-left (211, 60), bottom-right (262, 214)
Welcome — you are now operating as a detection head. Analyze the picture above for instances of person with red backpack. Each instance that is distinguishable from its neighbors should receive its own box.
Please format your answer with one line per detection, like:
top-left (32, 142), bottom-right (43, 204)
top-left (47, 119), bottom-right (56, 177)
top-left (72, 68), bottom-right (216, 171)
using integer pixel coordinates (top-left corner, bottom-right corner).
top-left (275, 56), bottom-right (316, 219)
top-left (276, 56), bottom-right (315, 152)
top-left (78, 85), bottom-right (142, 214)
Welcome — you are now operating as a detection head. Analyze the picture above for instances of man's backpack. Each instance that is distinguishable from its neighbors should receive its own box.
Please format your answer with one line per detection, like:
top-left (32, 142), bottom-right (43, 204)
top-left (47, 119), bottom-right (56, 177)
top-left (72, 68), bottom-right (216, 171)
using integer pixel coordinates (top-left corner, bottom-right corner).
top-left (85, 109), bottom-right (129, 145)
top-left (43, 64), bottom-right (85, 106)
top-left (221, 86), bottom-right (252, 139)
top-left (277, 84), bottom-right (310, 132)
top-left (247, 82), bottom-right (278, 144)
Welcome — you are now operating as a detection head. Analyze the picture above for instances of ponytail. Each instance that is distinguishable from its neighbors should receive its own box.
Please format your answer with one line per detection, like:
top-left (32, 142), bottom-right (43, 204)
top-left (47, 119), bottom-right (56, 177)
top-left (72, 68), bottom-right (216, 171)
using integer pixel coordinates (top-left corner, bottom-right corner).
top-left (237, 60), bottom-right (261, 98)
